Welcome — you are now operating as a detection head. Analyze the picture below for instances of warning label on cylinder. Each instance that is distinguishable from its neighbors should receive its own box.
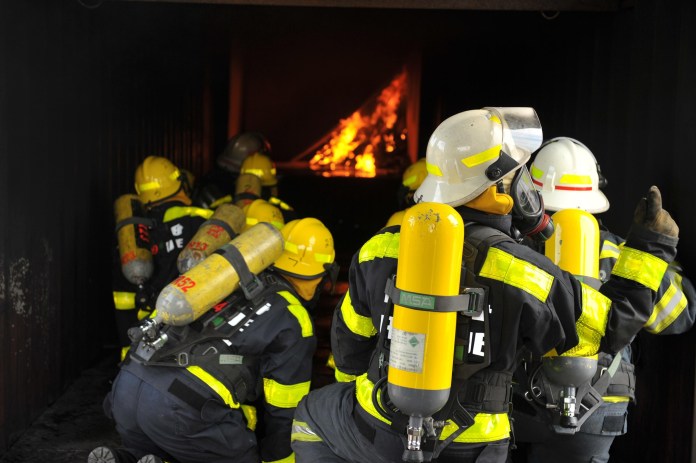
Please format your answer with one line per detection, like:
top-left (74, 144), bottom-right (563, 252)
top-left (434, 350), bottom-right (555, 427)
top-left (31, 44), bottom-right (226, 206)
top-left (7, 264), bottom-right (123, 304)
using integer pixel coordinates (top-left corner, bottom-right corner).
top-left (390, 328), bottom-right (425, 373)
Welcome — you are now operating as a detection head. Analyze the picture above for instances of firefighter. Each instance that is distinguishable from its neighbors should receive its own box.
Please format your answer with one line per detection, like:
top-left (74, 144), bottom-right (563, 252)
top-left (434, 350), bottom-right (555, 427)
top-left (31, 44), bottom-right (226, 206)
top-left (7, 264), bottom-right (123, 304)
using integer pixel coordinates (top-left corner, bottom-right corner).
top-left (89, 218), bottom-right (337, 463)
top-left (239, 152), bottom-right (298, 222)
top-left (191, 132), bottom-right (272, 209)
top-left (510, 137), bottom-right (695, 463)
top-left (112, 156), bottom-right (212, 360)
top-left (385, 157), bottom-right (428, 228)
top-left (290, 108), bottom-right (679, 463)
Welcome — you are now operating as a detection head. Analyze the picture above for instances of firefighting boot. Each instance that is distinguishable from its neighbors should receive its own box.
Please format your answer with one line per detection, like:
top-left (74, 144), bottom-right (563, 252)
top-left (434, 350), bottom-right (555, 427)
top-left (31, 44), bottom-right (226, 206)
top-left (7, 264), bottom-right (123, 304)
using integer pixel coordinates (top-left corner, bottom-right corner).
top-left (136, 455), bottom-right (167, 463)
top-left (87, 446), bottom-right (138, 463)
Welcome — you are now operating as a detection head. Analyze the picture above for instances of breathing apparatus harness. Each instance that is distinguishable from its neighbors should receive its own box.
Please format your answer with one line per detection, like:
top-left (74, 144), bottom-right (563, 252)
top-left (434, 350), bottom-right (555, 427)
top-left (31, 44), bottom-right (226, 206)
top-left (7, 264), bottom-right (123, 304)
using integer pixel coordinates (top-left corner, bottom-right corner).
top-left (126, 250), bottom-right (293, 404)
top-left (369, 224), bottom-right (514, 461)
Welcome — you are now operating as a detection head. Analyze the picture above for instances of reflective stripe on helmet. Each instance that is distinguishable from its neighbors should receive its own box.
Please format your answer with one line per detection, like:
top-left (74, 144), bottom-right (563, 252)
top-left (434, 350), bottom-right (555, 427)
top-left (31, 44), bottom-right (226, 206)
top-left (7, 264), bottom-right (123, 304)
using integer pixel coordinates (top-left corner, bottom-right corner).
top-left (461, 144), bottom-right (502, 168)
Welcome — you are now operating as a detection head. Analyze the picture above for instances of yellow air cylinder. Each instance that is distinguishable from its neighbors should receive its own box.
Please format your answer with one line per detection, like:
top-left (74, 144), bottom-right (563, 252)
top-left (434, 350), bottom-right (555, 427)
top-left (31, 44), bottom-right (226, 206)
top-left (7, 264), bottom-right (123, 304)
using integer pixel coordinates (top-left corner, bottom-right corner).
top-left (177, 203), bottom-right (246, 273)
top-left (156, 222), bottom-right (284, 326)
top-left (234, 173), bottom-right (263, 208)
top-left (114, 194), bottom-right (153, 285)
top-left (387, 202), bottom-right (464, 418)
top-left (545, 209), bottom-right (600, 286)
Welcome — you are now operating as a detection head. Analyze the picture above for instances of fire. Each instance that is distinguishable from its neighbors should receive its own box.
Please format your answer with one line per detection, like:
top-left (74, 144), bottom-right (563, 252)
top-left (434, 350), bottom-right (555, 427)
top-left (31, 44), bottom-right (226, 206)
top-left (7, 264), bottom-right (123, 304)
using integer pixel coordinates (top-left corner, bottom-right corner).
top-left (309, 71), bottom-right (408, 177)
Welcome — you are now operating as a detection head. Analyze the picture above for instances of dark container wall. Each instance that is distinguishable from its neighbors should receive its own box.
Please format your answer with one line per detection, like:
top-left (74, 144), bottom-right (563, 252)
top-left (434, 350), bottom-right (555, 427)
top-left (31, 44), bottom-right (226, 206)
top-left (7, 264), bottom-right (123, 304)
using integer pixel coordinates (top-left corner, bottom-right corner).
top-left (0, 0), bottom-right (694, 461)
top-left (0, 1), bottom-right (224, 453)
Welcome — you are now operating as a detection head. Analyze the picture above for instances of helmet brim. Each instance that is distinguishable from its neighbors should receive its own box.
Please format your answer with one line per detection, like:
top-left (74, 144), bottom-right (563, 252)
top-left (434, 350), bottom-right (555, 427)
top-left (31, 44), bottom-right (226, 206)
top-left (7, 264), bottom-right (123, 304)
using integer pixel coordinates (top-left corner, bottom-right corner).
top-left (541, 189), bottom-right (610, 214)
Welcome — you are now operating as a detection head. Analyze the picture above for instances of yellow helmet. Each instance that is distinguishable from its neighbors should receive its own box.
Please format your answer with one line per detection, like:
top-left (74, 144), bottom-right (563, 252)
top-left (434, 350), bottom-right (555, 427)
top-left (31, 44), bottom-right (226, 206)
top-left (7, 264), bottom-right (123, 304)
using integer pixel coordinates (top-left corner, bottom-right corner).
top-left (134, 156), bottom-right (183, 204)
top-left (242, 199), bottom-right (285, 232)
top-left (385, 209), bottom-right (407, 228)
top-left (402, 158), bottom-right (428, 191)
top-left (273, 218), bottom-right (335, 279)
top-left (240, 152), bottom-right (277, 187)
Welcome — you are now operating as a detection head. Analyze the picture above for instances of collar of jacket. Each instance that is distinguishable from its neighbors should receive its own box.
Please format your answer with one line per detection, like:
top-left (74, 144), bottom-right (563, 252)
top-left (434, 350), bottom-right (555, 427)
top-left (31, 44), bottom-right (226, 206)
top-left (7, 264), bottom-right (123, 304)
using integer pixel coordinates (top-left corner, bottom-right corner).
top-left (455, 206), bottom-right (514, 236)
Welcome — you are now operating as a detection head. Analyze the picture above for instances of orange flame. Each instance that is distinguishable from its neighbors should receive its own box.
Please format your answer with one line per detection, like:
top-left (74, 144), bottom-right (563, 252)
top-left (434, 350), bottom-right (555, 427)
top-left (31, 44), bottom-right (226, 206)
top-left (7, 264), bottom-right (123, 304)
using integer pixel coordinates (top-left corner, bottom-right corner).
top-left (310, 71), bottom-right (408, 177)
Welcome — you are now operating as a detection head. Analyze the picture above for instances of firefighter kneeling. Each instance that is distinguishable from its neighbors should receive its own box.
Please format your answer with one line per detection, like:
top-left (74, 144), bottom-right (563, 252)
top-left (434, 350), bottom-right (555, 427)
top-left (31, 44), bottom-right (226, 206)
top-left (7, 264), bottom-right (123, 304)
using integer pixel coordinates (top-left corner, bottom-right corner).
top-left (89, 218), bottom-right (337, 463)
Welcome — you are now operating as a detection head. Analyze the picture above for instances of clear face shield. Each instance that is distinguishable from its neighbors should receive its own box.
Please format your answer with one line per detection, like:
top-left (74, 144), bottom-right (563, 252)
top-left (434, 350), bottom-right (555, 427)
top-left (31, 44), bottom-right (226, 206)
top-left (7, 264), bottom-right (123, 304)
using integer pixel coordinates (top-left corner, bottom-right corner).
top-left (509, 165), bottom-right (554, 242)
top-left (482, 107), bottom-right (543, 183)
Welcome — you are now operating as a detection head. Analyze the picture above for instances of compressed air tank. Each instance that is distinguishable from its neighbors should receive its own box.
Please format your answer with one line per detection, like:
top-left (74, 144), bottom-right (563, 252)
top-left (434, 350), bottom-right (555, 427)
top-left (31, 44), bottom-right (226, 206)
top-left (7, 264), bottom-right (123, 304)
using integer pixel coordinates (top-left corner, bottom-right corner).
top-left (114, 194), bottom-right (153, 285)
top-left (545, 208), bottom-right (601, 288)
top-left (388, 202), bottom-right (464, 418)
top-left (177, 203), bottom-right (246, 273)
top-left (234, 172), bottom-right (263, 208)
top-left (155, 222), bottom-right (284, 326)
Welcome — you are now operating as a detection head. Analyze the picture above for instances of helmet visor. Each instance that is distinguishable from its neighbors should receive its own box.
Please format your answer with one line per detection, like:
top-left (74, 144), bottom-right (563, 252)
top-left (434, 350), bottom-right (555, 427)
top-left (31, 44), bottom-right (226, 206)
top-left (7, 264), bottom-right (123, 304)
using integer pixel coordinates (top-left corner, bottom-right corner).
top-left (511, 166), bottom-right (543, 218)
top-left (485, 107), bottom-right (543, 165)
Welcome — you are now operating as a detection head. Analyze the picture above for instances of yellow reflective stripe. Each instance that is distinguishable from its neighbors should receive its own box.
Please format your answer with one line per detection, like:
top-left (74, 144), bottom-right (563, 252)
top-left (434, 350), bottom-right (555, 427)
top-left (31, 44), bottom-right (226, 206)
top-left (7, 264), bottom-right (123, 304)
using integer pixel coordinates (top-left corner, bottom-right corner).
top-left (559, 174), bottom-right (592, 185)
top-left (285, 241), bottom-right (298, 253)
top-left (137, 309), bottom-right (154, 320)
top-left (490, 115), bottom-right (501, 125)
top-left (340, 291), bottom-right (377, 338)
top-left (163, 206), bottom-right (214, 222)
top-left (356, 374), bottom-right (509, 442)
top-left (263, 453), bottom-right (295, 463)
top-left (461, 144), bottom-right (501, 168)
top-left (603, 396), bottom-right (630, 403)
top-left (210, 195), bottom-right (232, 209)
top-left (563, 283), bottom-right (610, 357)
top-left (314, 252), bottom-right (333, 263)
top-left (137, 180), bottom-right (160, 192)
top-left (241, 404), bottom-right (258, 431)
top-left (530, 165), bottom-right (544, 180)
top-left (358, 232), bottom-right (400, 263)
top-left (278, 291), bottom-right (313, 337)
top-left (479, 248), bottom-right (554, 303)
top-left (441, 413), bottom-right (510, 443)
top-left (113, 291), bottom-right (135, 310)
top-left (263, 378), bottom-right (311, 408)
top-left (335, 368), bottom-right (357, 383)
top-left (645, 272), bottom-right (688, 333)
top-left (599, 240), bottom-right (622, 260)
top-left (247, 217), bottom-right (259, 226)
top-left (120, 346), bottom-right (130, 362)
top-left (186, 366), bottom-right (240, 408)
top-left (356, 374), bottom-right (390, 425)
top-left (403, 174), bottom-right (418, 187)
top-left (291, 420), bottom-right (323, 443)
top-left (269, 197), bottom-right (293, 211)
top-left (426, 161), bottom-right (443, 176)
top-left (612, 247), bottom-right (668, 291)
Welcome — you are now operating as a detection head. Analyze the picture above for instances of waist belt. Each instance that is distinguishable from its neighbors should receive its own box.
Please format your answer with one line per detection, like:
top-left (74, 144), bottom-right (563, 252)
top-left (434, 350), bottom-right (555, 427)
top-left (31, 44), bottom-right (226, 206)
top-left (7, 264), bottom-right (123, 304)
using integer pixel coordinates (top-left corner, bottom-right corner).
top-left (457, 371), bottom-right (512, 414)
top-left (592, 357), bottom-right (636, 400)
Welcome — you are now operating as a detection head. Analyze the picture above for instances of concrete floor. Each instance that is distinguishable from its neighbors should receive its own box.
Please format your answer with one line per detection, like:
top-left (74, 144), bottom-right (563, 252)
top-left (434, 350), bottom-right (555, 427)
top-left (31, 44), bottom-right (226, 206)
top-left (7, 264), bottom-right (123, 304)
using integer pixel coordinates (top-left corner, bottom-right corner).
top-left (0, 353), bottom-right (121, 463)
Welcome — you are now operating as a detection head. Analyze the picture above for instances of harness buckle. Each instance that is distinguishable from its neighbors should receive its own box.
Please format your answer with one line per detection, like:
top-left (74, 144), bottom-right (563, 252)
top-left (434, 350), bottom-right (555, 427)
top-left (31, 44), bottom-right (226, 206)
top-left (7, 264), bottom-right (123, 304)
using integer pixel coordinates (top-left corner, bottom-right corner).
top-left (177, 352), bottom-right (189, 367)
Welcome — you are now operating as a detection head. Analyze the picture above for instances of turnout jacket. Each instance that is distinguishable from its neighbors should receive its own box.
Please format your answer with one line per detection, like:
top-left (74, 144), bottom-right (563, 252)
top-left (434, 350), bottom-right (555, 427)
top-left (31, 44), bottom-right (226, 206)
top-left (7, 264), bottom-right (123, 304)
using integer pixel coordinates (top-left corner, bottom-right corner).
top-left (125, 273), bottom-right (316, 463)
top-left (331, 207), bottom-right (677, 443)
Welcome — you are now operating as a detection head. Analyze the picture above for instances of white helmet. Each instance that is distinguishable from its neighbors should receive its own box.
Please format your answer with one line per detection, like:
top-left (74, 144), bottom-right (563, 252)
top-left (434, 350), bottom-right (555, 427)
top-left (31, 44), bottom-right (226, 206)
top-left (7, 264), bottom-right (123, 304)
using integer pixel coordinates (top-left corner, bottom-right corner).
top-left (415, 107), bottom-right (543, 208)
top-left (530, 137), bottom-right (609, 213)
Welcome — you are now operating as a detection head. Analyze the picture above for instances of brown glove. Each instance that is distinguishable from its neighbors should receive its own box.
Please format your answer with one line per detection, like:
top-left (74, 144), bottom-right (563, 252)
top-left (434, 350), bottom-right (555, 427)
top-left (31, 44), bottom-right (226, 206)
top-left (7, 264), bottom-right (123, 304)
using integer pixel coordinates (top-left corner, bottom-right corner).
top-left (633, 185), bottom-right (679, 238)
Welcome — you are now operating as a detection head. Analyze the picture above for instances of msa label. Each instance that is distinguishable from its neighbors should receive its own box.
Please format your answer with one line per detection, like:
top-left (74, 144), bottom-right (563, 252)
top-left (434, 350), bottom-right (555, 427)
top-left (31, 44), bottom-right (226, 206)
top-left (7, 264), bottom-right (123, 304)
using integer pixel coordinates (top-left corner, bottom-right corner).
top-left (390, 328), bottom-right (425, 373)
top-left (399, 291), bottom-right (435, 310)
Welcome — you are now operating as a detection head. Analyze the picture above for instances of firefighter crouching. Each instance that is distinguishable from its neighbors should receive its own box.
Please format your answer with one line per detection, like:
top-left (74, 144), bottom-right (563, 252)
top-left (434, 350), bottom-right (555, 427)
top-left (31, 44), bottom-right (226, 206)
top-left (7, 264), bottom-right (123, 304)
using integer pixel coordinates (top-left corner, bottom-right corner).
top-left (290, 108), bottom-right (679, 463)
top-left (112, 156), bottom-right (213, 361)
top-left (89, 217), bottom-right (337, 463)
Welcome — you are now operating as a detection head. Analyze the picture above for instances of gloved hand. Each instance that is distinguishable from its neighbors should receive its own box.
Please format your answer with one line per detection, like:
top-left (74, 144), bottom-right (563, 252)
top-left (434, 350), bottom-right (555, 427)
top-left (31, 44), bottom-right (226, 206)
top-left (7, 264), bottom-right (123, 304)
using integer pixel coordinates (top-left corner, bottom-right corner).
top-left (633, 185), bottom-right (679, 238)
